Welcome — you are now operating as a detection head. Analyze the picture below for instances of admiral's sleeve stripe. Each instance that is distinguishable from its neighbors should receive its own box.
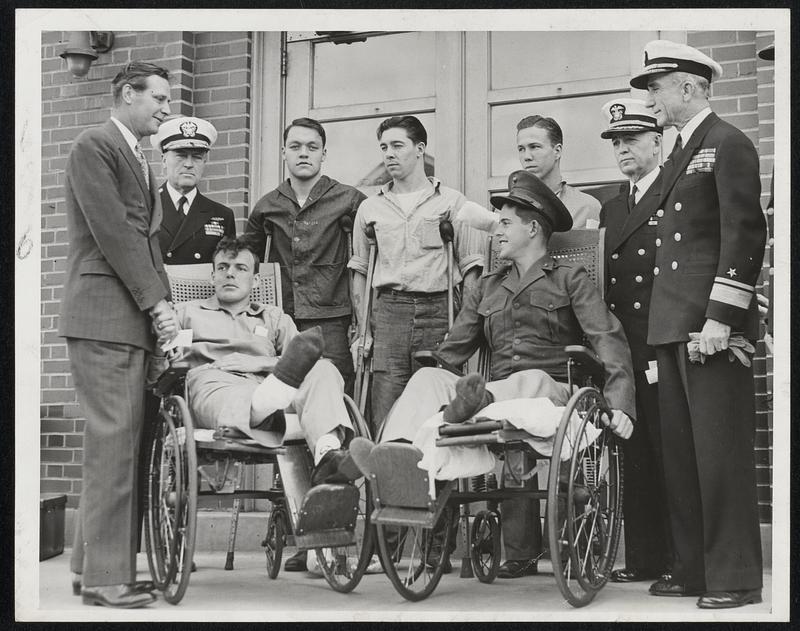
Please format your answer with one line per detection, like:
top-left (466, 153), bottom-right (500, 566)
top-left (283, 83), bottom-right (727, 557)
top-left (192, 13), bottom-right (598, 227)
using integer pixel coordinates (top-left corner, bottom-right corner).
top-left (710, 280), bottom-right (754, 310)
top-left (715, 276), bottom-right (756, 292)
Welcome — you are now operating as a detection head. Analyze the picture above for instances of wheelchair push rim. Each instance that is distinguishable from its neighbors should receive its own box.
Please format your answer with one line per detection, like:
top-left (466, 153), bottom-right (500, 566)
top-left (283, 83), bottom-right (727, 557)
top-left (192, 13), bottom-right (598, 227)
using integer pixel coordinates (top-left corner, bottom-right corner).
top-left (547, 387), bottom-right (623, 608)
top-left (146, 395), bottom-right (199, 605)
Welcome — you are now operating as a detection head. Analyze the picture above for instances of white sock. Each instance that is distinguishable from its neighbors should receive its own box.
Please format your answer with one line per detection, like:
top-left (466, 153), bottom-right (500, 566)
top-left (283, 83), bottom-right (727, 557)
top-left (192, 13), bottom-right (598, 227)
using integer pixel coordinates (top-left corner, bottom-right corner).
top-left (313, 431), bottom-right (342, 465)
top-left (250, 374), bottom-right (297, 427)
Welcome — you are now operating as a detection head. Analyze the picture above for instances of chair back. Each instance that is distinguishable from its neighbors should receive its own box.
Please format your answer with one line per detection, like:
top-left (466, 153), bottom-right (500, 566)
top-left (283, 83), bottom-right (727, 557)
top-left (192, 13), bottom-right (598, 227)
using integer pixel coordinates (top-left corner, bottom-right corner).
top-left (164, 262), bottom-right (283, 308)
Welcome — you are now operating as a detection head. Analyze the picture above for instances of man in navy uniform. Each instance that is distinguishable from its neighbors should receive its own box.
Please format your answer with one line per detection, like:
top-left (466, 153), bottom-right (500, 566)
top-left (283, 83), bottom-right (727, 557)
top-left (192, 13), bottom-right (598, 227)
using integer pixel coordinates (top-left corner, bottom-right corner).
top-left (598, 98), bottom-right (671, 584)
top-left (632, 40), bottom-right (766, 609)
top-left (152, 116), bottom-right (236, 264)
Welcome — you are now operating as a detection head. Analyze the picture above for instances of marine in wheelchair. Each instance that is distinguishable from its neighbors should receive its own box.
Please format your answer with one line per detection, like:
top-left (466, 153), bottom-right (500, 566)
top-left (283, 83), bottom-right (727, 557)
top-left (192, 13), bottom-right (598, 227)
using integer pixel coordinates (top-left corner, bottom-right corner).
top-left (347, 170), bottom-right (635, 605)
top-left (146, 236), bottom-right (372, 602)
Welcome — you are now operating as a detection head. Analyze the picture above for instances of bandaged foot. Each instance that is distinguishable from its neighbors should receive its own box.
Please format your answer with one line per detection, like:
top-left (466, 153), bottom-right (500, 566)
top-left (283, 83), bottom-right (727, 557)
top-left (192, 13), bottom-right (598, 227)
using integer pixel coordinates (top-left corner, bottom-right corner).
top-left (249, 327), bottom-right (324, 427)
top-left (442, 373), bottom-right (491, 424)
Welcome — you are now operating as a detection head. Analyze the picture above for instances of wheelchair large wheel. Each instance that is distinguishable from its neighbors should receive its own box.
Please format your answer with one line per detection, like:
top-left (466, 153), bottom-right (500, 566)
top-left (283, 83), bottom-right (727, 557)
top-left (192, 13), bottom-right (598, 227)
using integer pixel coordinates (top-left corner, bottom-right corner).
top-left (158, 396), bottom-right (198, 605)
top-left (547, 387), bottom-right (623, 607)
top-left (376, 507), bottom-right (454, 602)
top-left (470, 510), bottom-right (501, 583)
top-left (144, 412), bottom-right (176, 591)
top-left (314, 395), bottom-right (375, 593)
top-left (263, 506), bottom-right (286, 579)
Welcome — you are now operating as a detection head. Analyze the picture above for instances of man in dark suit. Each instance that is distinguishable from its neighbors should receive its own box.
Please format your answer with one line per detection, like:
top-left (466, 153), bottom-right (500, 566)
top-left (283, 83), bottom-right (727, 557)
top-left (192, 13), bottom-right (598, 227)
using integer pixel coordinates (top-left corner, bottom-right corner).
top-left (59, 61), bottom-right (175, 608)
top-left (631, 40), bottom-right (766, 609)
top-left (152, 116), bottom-right (236, 264)
top-left (598, 98), bottom-right (671, 584)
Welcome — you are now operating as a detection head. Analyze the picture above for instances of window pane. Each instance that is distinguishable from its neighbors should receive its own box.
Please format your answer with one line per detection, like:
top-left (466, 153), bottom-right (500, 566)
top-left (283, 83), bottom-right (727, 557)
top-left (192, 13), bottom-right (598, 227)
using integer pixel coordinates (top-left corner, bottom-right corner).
top-left (490, 31), bottom-right (635, 90)
top-left (313, 32), bottom-right (436, 108)
top-left (490, 93), bottom-right (626, 184)
top-left (318, 113), bottom-right (436, 194)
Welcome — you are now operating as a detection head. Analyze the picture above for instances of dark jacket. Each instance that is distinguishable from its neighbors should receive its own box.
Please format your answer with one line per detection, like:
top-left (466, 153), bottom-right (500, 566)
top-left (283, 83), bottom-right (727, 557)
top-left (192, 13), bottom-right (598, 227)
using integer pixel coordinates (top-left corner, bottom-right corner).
top-left (648, 112), bottom-right (766, 345)
top-left (437, 254), bottom-right (635, 419)
top-left (59, 120), bottom-right (168, 352)
top-left (245, 175), bottom-right (367, 319)
top-left (158, 187), bottom-right (236, 264)
top-left (600, 171), bottom-right (662, 371)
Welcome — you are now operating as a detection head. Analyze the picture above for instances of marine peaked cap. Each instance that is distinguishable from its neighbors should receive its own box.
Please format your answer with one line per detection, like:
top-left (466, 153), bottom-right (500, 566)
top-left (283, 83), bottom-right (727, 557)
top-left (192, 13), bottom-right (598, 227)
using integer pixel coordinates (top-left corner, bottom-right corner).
top-left (490, 170), bottom-right (573, 233)
top-left (630, 40), bottom-right (723, 89)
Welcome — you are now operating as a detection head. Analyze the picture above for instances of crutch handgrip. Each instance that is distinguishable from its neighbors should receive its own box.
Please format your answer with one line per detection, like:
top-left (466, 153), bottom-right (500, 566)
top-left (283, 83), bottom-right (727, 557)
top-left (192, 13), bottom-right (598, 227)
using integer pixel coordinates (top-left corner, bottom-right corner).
top-left (364, 221), bottom-right (377, 242)
top-left (339, 214), bottom-right (353, 235)
top-left (438, 219), bottom-right (454, 244)
top-left (262, 221), bottom-right (273, 263)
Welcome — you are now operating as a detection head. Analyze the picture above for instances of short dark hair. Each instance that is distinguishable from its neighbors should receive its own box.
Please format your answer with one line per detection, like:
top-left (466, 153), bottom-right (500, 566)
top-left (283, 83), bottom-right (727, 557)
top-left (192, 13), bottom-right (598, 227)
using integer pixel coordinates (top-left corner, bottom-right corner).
top-left (376, 115), bottom-right (427, 146)
top-left (516, 115), bottom-right (563, 147)
top-left (212, 236), bottom-right (260, 273)
top-left (111, 61), bottom-right (170, 104)
top-left (283, 117), bottom-right (327, 147)
top-left (510, 205), bottom-right (554, 242)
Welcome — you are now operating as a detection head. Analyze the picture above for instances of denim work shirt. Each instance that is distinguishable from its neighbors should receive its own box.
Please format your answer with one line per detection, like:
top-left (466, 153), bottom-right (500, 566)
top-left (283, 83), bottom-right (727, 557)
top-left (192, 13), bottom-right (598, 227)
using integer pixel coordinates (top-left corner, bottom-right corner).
top-left (348, 177), bottom-right (486, 292)
top-left (246, 176), bottom-right (367, 320)
top-left (436, 254), bottom-right (635, 419)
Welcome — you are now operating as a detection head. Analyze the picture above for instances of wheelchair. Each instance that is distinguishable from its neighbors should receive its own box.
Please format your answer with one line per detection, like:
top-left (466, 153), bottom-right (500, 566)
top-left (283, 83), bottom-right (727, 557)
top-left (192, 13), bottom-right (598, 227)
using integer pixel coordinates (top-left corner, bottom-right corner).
top-left (363, 229), bottom-right (625, 607)
top-left (142, 262), bottom-right (374, 604)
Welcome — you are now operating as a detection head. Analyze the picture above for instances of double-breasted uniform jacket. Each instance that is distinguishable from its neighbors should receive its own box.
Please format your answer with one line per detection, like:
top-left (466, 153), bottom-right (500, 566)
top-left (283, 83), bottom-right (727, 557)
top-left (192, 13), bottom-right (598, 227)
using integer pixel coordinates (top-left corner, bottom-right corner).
top-left (647, 112), bottom-right (766, 345)
top-left (600, 172), bottom-right (662, 371)
top-left (437, 255), bottom-right (635, 419)
top-left (158, 186), bottom-right (236, 264)
top-left (59, 120), bottom-right (169, 352)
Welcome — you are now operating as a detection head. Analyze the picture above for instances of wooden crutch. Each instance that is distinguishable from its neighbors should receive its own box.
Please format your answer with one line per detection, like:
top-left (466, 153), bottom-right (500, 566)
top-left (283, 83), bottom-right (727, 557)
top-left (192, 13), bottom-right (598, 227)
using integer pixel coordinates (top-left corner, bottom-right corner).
top-left (353, 222), bottom-right (377, 417)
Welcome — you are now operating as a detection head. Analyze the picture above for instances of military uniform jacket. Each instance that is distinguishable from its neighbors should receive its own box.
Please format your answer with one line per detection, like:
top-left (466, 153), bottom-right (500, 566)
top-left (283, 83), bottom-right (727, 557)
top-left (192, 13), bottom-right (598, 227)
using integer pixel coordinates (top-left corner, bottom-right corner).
top-left (437, 255), bottom-right (635, 419)
top-left (59, 120), bottom-right (168, 352)
top-left (158, 187), bottom-right (236, 264)
top-left (647, 112), bottom-right (766, 346)
top-left (600, 172), bottom-right (662, 372)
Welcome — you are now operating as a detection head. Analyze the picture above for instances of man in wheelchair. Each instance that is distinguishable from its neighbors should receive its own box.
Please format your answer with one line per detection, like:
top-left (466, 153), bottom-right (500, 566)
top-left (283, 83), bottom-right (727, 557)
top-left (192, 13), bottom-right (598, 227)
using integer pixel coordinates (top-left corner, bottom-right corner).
top-left (150, 236), bottom-right (361, 486)
top-left (353, 170), bottom-right (635, 577)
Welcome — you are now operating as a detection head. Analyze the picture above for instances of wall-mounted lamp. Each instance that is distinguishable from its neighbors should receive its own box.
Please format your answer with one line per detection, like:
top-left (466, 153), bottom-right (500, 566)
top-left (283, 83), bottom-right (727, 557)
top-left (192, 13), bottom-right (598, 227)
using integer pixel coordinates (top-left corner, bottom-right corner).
top-left (59, 31), bottom-right (115, 78)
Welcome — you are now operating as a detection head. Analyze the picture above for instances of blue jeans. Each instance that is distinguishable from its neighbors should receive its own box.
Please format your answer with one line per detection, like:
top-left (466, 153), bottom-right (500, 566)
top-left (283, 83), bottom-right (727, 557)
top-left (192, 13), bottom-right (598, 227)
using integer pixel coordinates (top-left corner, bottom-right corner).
top-left (370, 291), bottom-right (449, 438)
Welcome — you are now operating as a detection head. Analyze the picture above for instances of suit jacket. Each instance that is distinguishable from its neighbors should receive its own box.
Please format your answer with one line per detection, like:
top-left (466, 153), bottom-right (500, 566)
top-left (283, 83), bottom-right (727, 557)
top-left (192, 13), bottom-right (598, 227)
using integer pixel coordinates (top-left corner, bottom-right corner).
top-left (600, 172), bottom-right (662, 371)
top-left (648, 112), bottom-right (766, 346)
top-left (59, 120), bottom-right (169, 352)
top-left (158, 187), bottom-right (236, 264)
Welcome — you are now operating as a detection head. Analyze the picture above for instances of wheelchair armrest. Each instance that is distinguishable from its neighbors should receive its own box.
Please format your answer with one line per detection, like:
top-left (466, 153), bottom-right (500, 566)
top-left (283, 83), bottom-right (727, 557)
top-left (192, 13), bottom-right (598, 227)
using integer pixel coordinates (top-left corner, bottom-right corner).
top-left (565, 345), bottom-right (605, 384)
top-left (412, 351), bottom-right (463, 376)
top-left (151, 362), bottom-right (190, 397)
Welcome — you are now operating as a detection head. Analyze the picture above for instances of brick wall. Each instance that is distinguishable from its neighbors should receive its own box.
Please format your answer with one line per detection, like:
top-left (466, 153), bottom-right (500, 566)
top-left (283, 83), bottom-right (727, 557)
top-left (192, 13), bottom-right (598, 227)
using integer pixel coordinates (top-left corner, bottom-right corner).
top-left (39, 31), bottom-right (253, 507)
top-left (687, 30), bottom-right (774, 522)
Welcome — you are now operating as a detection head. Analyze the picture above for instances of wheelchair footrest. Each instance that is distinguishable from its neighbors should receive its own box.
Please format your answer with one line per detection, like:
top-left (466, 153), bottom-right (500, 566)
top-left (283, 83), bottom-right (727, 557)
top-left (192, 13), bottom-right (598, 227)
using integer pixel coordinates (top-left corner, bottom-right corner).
top-left (370, 443), bottom-right (431, 509)
top-left (370, 483), bottom-right (452, 528)
top-left (293, 483), bottom-right (359, 549)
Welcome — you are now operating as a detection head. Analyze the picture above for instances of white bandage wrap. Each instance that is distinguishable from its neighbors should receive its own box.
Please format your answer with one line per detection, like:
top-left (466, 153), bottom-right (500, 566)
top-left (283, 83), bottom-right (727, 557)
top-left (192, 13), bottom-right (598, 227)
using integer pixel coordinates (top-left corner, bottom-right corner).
top-left (250, 374), bottom-right (297, 425)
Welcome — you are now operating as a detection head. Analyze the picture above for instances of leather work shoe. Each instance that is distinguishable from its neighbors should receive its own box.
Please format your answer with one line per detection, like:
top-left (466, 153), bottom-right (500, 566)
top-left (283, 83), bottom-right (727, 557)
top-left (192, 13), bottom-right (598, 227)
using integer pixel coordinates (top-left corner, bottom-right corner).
top-left (283, 550), bottom-right (308, 572)
top-left (649, 576), bottom-right (703, 597)
top-left (81, 584), bottom-right (156, 608)
top-left (610, 568), bottom-right (664, 583)
top-left (310, 449), bottom-right (361, 486)
top-left (72, 574), bottom-right (155, 597)
top-left (697, 589), bottom-right (762, 609)
top-left (498, 559), bottom-right (539, 579)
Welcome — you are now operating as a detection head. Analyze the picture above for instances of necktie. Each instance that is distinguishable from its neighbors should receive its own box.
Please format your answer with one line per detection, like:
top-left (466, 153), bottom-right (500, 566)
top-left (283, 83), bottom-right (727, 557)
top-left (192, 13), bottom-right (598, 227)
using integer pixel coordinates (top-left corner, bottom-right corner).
top-left (177, 196), bottom-right (188, 215)
top-left (134, 143), bottom-right (150, 188)
top-left (666, 134), bottom-right (683, 162)
top-left (627, 184), bottom-right (638, 212)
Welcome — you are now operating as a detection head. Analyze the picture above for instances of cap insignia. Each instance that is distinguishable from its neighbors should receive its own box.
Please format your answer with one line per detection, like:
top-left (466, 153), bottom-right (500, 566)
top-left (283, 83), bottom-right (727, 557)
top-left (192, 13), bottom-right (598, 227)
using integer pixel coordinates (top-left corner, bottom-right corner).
top-left (180, 121), bottom-right (198, 138)
top-left (609, 103), bottom-right (626, 121)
